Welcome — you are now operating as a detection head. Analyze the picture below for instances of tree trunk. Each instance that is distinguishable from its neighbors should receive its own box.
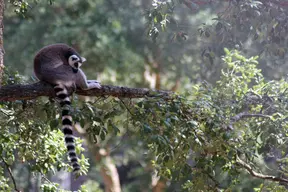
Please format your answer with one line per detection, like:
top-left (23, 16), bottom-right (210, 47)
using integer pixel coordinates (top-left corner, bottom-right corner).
top-left (74, 124), bottom-right (121, 192)
top-left (0, 0), bottom-right (4, 86)
top-left (152, 180), bottom-right (166, 192)
top-left (153, 47), bottom-right (162, 90)
top-left (95, 148), bottom-right (122, 192)
top-left (151, 172), bottom-right (166, 192)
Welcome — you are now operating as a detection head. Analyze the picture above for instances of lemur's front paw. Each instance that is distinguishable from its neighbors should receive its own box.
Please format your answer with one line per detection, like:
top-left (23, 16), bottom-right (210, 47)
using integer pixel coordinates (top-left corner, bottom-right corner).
top-left (87, 80), bottom-right (100, 84)
top-left (88, 80), bottom-right (101, 89)
top-left (91, 83), bottom-right (101, 89)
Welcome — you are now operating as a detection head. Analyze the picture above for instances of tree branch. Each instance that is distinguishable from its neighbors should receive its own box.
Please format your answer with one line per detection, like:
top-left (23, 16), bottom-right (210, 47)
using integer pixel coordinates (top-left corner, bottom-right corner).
top-left (0, 157), bottom-right (20, 192)
top-left (236, 156), bottom-right (288, 183)
top-left (0, 82), bottom-right (173, 101)
top-left (0, 0), bottom-right (4, 86)
top-left (227, 112), bottom-right (271, 130)
top-left (231, 112), bottom-right (271, 122)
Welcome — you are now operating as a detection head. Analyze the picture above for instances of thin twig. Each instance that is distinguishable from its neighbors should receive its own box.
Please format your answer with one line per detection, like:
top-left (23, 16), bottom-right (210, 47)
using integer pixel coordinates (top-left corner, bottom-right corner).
top-left (0, 108), bottom-right (11, 116)
top-left (231, 112), bottom-right (271, 122)
top-left (228, 112), bottom-right (271, 130)
top-left (41, 173), bottom-right (53, 184)
top-left (236, 156), bottom-right (288, 183)
top-left (204, 171), bottom-right (222, 189)
top-left (119, 98), bottom-right (134, 116)
top-left (218, 0), bottom-right (232, 17)
top-left (0, 157), bottom-right (20, 192)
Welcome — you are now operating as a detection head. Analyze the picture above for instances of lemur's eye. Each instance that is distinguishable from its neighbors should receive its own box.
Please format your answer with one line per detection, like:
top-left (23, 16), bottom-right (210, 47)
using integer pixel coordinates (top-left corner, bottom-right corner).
top-left (72, 56), bottom-right (78, 61)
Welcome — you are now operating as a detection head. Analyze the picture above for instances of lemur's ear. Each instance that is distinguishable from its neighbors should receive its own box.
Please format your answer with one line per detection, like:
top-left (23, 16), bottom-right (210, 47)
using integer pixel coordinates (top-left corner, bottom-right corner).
top-left (81, 57), bottom-right (86, 62)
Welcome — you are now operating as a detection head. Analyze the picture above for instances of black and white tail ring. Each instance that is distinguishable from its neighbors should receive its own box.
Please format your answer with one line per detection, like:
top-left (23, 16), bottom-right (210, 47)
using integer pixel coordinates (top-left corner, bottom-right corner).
top-left (54, 84), bottom-right (80, 173)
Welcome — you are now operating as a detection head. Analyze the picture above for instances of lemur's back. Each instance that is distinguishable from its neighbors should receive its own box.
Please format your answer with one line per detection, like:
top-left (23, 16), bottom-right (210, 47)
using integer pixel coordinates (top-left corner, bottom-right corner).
top-left (34, 44), bottom-right (80, 85)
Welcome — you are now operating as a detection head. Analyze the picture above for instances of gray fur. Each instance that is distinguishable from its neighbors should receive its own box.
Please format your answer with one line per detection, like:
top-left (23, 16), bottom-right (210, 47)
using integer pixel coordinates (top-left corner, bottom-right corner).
top-left (34, 44), bottom-right (100, 90)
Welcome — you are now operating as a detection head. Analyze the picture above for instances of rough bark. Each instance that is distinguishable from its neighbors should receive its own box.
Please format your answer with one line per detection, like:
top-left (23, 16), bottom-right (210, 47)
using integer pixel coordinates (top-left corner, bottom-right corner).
top-left (0, 82), bottom-right (172, 101)
top-left (0, 0), bottom-right (4, 86)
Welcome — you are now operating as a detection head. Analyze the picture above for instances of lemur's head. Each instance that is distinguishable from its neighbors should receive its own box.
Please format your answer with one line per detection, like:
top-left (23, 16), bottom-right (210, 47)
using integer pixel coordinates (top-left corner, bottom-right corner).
top-left (65, 48), bottom-right (86, 73)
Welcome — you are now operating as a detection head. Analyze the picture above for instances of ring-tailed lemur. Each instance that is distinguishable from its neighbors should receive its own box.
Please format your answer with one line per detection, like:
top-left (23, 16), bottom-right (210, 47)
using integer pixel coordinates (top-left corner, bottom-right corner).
top-left (34, 44), bottom-right (101, 174)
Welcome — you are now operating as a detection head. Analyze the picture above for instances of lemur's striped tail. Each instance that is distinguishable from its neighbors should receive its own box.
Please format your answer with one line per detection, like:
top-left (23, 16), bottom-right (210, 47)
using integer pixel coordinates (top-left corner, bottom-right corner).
top-left (54, 84), bottom-right (80, 174)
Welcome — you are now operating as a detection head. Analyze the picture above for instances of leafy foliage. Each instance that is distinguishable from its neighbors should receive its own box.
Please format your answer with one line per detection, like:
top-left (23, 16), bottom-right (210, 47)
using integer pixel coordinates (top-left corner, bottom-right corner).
top-left (3, 50), bottom-right (288, 191)
top-left (147, 0), bottom-right (288, 80)
top-left (0, 69), bottom-right (89, 191)
top-left (125, 50), bottom-right (288, 191)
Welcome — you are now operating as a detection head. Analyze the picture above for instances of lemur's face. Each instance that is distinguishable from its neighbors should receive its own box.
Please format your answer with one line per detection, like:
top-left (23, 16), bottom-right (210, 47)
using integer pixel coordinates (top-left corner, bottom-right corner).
top-left (68, 54), bottom-right (86, 73)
